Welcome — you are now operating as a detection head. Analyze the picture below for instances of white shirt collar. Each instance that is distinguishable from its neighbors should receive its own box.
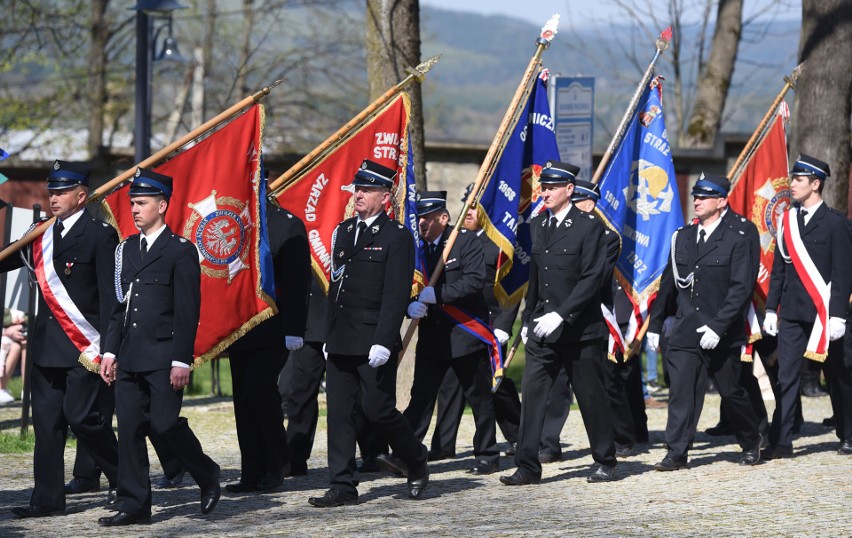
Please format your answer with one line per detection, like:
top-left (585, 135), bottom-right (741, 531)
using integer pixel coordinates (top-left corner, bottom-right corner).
top-left (141, 223), bottom-right (168, 251)
top-left (800, 200), bottom-right (822, 225)
top-left (548, 203), bottom-right (573, 227)
top-left (356, 213), bottom-right (381, 228)
top-left (57, 208), bottom-right (85, 237)
top-left (697, 215), bottom-right (723, 242)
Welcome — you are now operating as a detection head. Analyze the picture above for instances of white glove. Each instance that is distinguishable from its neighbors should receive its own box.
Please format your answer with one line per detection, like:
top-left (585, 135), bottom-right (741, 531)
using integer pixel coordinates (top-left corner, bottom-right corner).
top-left (521, 325), bottom-right (528, 344)
top-left (407, 301), bottom-right (428, 319)
top-left (763, 311), bottom-right (778, 337)
top-left (696, 325), bottom-right (720, 350)
top-left (419, 286), bottom-right (436, 304)
top-left (494, 328), bottom-right (510, 346)
top-left (829, 316), bottom-right (846, 341)
top-left (368, 344), bottom-right (391, 368)
top-left (533, 312), bottom-right (563, 339)
top-left (322, 344), bottom-right (328, 360)
top-left (285, 336), bottom-right (304, 351)
top-left (646, 332), bottom-right (660, 351)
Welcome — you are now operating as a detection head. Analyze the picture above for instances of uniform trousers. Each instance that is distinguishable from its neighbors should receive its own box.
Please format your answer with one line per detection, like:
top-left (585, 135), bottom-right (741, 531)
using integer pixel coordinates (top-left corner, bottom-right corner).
top-left (517, 337), bottom-right (616, 476)
top-left (708, 360), bottom-right (769, 442)
top-left (665, 344), bottom-right (760, 460)
top-left (282, 342), bottom-right (326, 474)
top-left (603, 354), bottom-right (643, 450)
top-left (404, 349), bottom-right (499, 465)
top-left (540, 367), bottom-right (573, 456)
top-left (431, 344), bottom-right (521, 454)
top-left (230, 345), bottom-right (290, 482)
top-left (114, 368), bottom-right (218, 516)
top-left (30, 364), bottom-right (118, 509)
top-left (325, 355), bottom-right (426, 496)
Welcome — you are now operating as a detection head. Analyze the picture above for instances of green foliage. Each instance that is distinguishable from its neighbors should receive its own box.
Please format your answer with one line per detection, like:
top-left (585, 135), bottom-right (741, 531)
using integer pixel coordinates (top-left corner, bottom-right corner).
top-left (186, 357), bottom-right (234, 397)
top-left (0, 431), bottom-right (36, 453)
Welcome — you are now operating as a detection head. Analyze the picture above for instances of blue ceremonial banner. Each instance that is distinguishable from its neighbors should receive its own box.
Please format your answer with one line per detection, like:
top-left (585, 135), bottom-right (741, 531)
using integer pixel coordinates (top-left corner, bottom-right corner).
top-left (596, 78), bottom-right (683, 341)
top-left (479, 70), bottom-right (560, 306)
top-left (403, 131), bottom-right (427, 294)
top-left (258, 160), bottom-right (277, 301)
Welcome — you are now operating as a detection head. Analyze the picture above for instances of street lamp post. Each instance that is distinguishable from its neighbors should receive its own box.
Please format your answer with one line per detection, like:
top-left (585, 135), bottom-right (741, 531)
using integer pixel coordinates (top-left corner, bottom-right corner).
top-left (132, 0), bottom-right (186, 164)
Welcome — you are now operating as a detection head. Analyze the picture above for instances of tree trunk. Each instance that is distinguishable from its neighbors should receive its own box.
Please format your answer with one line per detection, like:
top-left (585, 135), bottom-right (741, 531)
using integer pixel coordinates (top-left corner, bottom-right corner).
top-left (234, 0), bottom-right (256, 100)
top-left (790, 0), bottom-right (852, 214)
top-left (678, 0), bottom-right (743, 149)
top-left (86, 0), bottom-right (110, 163)
top-left (365, 0), bottom-right (427, 190)
top-left (201, 0), bottom-right (217, 123)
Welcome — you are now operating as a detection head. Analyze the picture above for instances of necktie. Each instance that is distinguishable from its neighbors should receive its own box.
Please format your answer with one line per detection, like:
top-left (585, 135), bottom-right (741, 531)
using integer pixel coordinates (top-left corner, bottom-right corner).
top-left (798, 209), bottom-right (808, 229)
top-left (140, 237), bottom-right (148, 262)
top-left (426, 243), bottom-right (439, 273)
top-left (697, 229), bottom-right (707, 255)
top-left (355, 222), bottom-right (367, 245)
top-left (55, 220), bottom-right (64, 236)
top-left (545, 216), bottom-right (557, 243)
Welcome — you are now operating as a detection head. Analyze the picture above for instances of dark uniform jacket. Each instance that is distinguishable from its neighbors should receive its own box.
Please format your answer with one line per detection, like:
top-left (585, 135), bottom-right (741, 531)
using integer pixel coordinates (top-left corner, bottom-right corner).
top-left (304, 277), bottom-right (328, 344)
top-left (229, 203), bottom-right (310, 352)
top-left (765, 203), bottom-right (852, 322)
top-left (478, 231), bottom-right (521, 334)
top-left (722, 209), bottom-right (760, 287)
top-left (325, 211), bottom-right (414, 356)
top-left (650, 220), bottom-right (755, 350)
top-left (522, 205), bottom-right (607, 344)
top-left (0, 209), bottom-right (118, 368)
top-left (104, 226), bottom-right (200, 372)
top-left (416, 227), bottom-right (489, 359)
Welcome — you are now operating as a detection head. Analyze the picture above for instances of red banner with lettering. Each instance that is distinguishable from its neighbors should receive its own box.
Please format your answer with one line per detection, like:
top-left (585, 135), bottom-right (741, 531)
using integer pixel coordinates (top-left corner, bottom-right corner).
top-left (102, 105), bottom-right (275, 367)
top-left (727, 102), bottom-right (790, 306)
top-left (275, 93), bottom-right (415, 292)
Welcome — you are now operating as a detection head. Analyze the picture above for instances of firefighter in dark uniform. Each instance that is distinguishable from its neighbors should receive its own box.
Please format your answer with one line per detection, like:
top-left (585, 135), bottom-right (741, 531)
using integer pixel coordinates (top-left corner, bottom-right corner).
top-left (5, 161), bottom-right (120, 518)
top-left (98, 168), bottom-right (221, 526)
top-left (225, 199), bottom-right (311, 493)
top-left (429, 184), bottom-right (522, 461)
top-left (763, 154), bottom-right (852, 458)
top-left (648, 173), bottom-right (762, 470)
top-left (401, 191), bottom-right (500, 474)
top-left (307, 159), bottom-right (429, 508)
top-left (500, 161), bottom-right (619, 485)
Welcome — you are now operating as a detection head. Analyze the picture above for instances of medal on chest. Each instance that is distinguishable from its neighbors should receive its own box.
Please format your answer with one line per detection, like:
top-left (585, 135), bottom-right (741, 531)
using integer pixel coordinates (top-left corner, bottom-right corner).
top-left (65, 262), bottom-right (74, 276)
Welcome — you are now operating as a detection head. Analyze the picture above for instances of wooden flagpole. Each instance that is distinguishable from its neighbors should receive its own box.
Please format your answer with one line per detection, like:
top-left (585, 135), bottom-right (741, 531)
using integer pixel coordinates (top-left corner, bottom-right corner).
top-left (0, 82), bottom-right (280, 263)
top-left (399, 14), bottom-right (561, 364)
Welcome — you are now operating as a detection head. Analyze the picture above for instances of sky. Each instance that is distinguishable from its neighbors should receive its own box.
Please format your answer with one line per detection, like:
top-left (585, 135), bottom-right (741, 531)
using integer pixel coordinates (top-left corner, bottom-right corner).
top-left (419, 0), bottom-right (801, 28)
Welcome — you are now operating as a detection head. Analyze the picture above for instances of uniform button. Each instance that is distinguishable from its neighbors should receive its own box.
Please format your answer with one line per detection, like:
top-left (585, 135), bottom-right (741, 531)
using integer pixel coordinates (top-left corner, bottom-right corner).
top-left (696, 307), bottom-right (700, 311)
top-left (544, 267), bottom-right (548, 271)
top-left (134, 293), bottom-right (138, 297)
top-left (136, 278), bottom-right (140, 282)
top-left (545, 250), bottom-right (549, 254)
top-left (133, 308), bottom-right (138, 311)
top-left (345, 275), bottom-right (349, 278)
top-left (545, 299), bottom-right (550, 303)
top-left (132, 322), bottom-right (137, 327)
top-left (545, 283), bottom-right (549, 287)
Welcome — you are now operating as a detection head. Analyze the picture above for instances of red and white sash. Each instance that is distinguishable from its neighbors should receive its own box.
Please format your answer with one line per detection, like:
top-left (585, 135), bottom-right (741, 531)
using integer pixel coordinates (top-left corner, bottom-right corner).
top-left (778, 209), bottom-right (831, 361)
top-left (740, 301), bottom-right (763, 362)
top-left (32, 225), bottom-right (102, 371)
top-left (601, 303), bottom-right (625, 363)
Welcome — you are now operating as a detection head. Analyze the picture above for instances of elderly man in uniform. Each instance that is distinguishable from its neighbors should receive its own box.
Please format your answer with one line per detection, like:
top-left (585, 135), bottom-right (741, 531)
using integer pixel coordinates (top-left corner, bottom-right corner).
top-left (3, 161), bottom-right (120, 517)
top-left (307, 159), bottom-right (429, 508)
top-left (225, 197), bottom-right (311, 493)
top-left (428, 185), bottom-right (522, 461)
top-left (98, 168), bottom-right (221, 526)
top-left (500, 161), bottom-right (619, 485)
top-left (763, 155), bottom-right (852, 458)
top-left (648, 173), bottom-right (762, 470)
top-left (401, 191), bottom-right (500, 475)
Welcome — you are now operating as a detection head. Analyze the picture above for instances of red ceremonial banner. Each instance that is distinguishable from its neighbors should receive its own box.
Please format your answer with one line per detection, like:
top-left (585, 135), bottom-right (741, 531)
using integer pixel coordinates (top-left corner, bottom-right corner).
top-left (275, 93), bottom-right (413, 292)
top-left (727, 103), bottom-right (790, 305)
top-left (103, 105), bottom-right (275, 366)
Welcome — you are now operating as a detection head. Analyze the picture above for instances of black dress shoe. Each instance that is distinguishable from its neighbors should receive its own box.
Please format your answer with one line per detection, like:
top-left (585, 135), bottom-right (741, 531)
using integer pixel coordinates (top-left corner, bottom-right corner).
top-left (407, 462), bottom-right (429, 499)
top-left (155, 470), bottom-right (186, 489)
top-left (468, 459), bottom-right (499, 475)
top-left (200, 471), bottom-right (221, 515)
top-left (653, 456), bottom-right (687, 471)
top-left (225, 481), bottom-right (257, 493)
top-left (615, 445), bottom-right (632, 458)
top-left (11, 505), bottom-right (61, 518)
top-left (357, 457), bottom-right (380, 474)
top-left (587, 464), bottom-right (617, 483)
top-left (762, 445), bottom-right (793, 460)
top-left (375, 453), bottom-right (408, 478)
top-left (256, 467), bottom-right (286, 491)
top-left (427, 448), bottom-right (455, 462)
top-left (105, 488), bottom-right (118, 505)
top-left (504, 442), bottom-right (517, 456)
top-left (705, 422), bottom-right (734, 436)
top-left (64, 477), bottom-right (100, 495)
top-left (499, 468), bottom-right (541, 486)
top-left (538, 452), bottom-right (562, 464)
top-left (838, 439), bottom-right (852, 455)
top-left (739, 446), bottom-right (761, 466)
top-left (801, 382), bottom-right (828, 397)
top-left (308, 489), bottom-right (358, 508)
top-left (98, 511), bottom-right (150, 526)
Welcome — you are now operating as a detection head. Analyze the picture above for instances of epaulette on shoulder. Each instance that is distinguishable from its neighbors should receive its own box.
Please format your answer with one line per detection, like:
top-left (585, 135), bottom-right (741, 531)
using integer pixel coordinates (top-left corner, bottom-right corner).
top-left (170, 233), bottom-right (189, 244)
top-left (585, 213), bottom-right (595, 219)
top-left (397, 222), bottom-right (404, 229)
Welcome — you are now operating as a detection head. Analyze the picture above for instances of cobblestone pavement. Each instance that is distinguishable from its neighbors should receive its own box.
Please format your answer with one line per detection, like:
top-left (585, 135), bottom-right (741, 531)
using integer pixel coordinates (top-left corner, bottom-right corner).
top-left (1, 392), bottom-right (850, 537)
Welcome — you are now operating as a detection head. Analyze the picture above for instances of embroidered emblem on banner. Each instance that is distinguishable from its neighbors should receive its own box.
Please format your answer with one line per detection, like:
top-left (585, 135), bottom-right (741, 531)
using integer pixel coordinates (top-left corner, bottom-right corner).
top-left (752, 177), bottom-right (790, 253)
top-left (184, 190), bottom-right (251, 282)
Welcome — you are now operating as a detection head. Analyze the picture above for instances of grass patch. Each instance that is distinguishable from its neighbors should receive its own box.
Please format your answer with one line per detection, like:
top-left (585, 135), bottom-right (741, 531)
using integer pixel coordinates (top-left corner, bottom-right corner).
top-left (188, 357), bottom-right (234, 397)
top-left (0, 431), bottom-right (35, 453)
